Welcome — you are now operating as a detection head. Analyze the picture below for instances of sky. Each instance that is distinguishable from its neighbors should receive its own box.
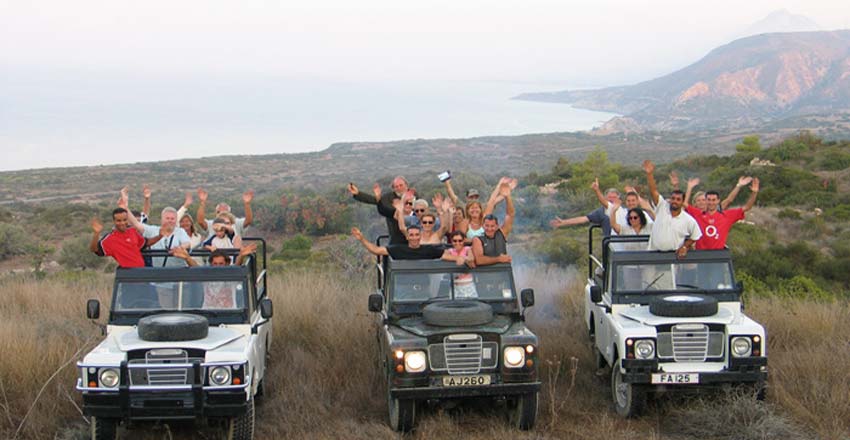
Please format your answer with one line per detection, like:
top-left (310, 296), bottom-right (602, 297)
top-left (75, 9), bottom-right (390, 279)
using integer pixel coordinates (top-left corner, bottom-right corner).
top-left (1, 1), bottom-right (848, 171)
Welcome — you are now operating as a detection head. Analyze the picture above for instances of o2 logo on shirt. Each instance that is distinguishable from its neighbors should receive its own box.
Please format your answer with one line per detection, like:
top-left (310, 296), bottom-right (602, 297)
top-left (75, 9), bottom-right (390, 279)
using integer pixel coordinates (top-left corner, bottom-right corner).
top-left (705, 225), bottom-right (719, 239)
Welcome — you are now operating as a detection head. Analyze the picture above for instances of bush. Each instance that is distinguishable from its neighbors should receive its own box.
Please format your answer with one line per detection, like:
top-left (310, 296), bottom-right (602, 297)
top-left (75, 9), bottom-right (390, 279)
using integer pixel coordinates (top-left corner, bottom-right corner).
top-left (58, 236), bottom-right (105, 270)
top-left (0, 222), bottom-right (28, 260)
top-left (776, 208), bottom-right (801, 220)
top-left (534, 231), bottom-right (583, 266)
top-left (274, 234), bottom-right (312, 261)
top-left (777, 275), bottom-right (832, 301)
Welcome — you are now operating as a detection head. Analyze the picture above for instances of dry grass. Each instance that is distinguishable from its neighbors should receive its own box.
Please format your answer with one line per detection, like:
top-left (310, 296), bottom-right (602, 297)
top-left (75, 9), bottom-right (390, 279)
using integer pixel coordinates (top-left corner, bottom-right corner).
top-left (0, 267), bottom-right (847, 439)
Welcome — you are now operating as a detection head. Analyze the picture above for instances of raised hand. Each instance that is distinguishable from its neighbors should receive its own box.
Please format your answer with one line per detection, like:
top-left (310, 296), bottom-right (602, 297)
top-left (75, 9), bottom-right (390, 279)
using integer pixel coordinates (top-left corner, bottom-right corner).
top-left (404, 189), bottom-right (416, 202)
top-left (239, 243), bottom-right (257, 257)
top-left (143, 184), bottom-right (152, 199)
top-left (509, 178), bottom-right (518, 190)
top-left (590, 178), bottom-right (600, 191)
top-left (197, 188), bottom-right (208, 203)
top-left (117, 196), bottom-right (128, 210)
top-left (669, 171), bottom-right (679, 188)
top-left (91, 218), bottom-right (103, 234)
top-left (432, 192), bottom-right (444, 209)
top-left (624, 185), bottom-right (637, 194)
top-left (498, 182), bottom-right (512, 198)
top-left (392, 198), bottom-right (403, 212)
top-left (750, 177), bottom-right (760, 192)
top-left (347, 183), bottom-right (359, 196)
top-left (642, 160), bottom-right (655, 175)
top-left (242, 190), bottom-right (254, 204)
top-left (441, 197), bottom-right (453, 213)
top-left (183, 191), bottom-right (193, 208)
top-left (120, 186), bottom-right (129, 204)
top-left (738, 176), bottom-right (753, 187)
top-left (372, 183), bottom-right (381, 200)
top-left (687, 177), bottom-right (700, 189)
top-left (170, 247), bottom-right (190, 260)
top-left (549, 217), bottom-right (564, 229)
top-left (351, 227), bottom-right (364, 241)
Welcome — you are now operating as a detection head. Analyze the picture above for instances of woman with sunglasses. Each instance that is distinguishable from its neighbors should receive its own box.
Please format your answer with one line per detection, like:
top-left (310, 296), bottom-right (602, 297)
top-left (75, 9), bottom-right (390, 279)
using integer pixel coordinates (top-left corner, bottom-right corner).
top-left (609, 202), bottom-right (650, 252)
top-left (441, 231), bottom-right (478, 298)
top-left (394, 197), bottom-right (452, 244)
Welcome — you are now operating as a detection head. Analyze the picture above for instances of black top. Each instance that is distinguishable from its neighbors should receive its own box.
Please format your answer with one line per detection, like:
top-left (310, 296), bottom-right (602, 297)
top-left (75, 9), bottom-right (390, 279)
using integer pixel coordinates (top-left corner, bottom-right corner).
top-left (386, 244), bottom-right (445, 260)
top-left (476, 230), bottom-right (507, 257)
top-left (353, 191), bottom-right (407, 245)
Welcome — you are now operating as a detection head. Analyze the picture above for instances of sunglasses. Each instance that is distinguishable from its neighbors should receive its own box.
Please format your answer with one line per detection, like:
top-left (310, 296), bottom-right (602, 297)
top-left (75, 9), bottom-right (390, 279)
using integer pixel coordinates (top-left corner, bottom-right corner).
top-left (421, 220), bottom-right (434, 225)
top-left (404, 202), bottom-right (413, 206)
top-left (451, 239), bottom-right (464, 243)
top-left (414, 209), bottom-right (426, 212)
top-left (629, 216), bottom-right (640, 220)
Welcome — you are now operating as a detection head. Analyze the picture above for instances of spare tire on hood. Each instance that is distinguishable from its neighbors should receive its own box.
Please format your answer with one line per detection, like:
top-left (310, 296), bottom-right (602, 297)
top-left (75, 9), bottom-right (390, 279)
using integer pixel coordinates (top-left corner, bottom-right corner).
top-left (649, 294), bottom-right (718, 318)
top-left (138, 313), bottom-right (209, 341)
top-left (423, 301), bottom-right (494, 327)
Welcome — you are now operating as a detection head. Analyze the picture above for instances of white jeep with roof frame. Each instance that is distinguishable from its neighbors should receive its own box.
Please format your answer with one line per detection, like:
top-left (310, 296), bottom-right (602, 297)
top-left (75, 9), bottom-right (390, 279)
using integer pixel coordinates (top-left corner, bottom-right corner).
top-left (584, 228), bottom-right (767, 417)
top-left (76, 239), bottom-right (272, 440)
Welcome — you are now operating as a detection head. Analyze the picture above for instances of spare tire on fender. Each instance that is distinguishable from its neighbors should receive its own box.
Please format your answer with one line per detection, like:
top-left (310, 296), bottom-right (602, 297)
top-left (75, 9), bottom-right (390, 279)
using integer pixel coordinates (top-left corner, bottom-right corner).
top-left (649, 295), bottom-right (718, 318)
top-left (138, 313), bottom-right (209, 341)
top-left (423, 301), bottom-right (494, 327)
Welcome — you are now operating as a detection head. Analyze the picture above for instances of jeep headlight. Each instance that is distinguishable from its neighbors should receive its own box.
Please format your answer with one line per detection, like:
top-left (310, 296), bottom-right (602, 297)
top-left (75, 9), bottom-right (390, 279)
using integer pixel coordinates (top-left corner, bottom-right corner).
top-left (404, 351), bottom-right (427, 373)
top-left (634, 340), bottom-right (655, 360)
top-left (731, 336), bottom-right (752, 357)
top-left (99, 368), bottom-right (119, 388)
top-left (209, 366), bottom-right (232, 386)
top-left (504, 346), bottom-right (525, 368)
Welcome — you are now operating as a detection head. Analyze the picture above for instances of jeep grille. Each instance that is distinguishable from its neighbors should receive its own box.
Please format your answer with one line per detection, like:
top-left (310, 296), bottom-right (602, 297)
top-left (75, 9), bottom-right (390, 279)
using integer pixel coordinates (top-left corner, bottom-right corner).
top-left (430, 334), bottom-right (486, 375)
top-left (656, 324), bottom-right (723, 362)
top-left (128, 349), bottom-right (203, 386)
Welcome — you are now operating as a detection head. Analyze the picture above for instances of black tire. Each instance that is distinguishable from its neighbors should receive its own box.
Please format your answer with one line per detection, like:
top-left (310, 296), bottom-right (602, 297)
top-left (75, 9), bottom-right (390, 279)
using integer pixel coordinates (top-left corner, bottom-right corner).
top-left (138, 313), bottom-right (209, 341)
top-left (422, 301), bottom-right (493, 327)
top-left (508, 392), bottom-right (538, 430)
top-left (91, 417), bottom-right (117, 440)
top-left (611, 359), bottom-right (646, 418)
top-left (226, 397), bottom-right (254, 440)
top-left (387, 373), bottom-right (415, 432)
top-left (649, 294), bottom-right (718, 318)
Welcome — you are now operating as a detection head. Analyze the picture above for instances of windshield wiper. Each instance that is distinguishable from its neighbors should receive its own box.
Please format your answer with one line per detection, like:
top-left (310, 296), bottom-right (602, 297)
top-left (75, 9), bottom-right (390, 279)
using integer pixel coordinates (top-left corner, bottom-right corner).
top-left (675, 283), bottom-right (702, 290)
top-left (642, 273), bottom-right (665, 294)
top-left (419, 294), bottom-right (451, 307)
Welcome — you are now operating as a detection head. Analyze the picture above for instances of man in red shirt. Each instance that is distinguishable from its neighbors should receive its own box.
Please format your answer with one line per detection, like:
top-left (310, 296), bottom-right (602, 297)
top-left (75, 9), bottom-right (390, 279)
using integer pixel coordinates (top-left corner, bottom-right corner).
top-left (89, 208), bottom-right (163, 268)
top-left (686, 178), bottom-right (760, 250)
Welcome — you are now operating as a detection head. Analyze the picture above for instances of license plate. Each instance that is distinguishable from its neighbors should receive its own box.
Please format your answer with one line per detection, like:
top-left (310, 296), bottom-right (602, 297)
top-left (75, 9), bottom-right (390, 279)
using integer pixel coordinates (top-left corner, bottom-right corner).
top-left (442, 375), bottom-right (491, 387)
top-left (651, 373), bottom-right (700, 384)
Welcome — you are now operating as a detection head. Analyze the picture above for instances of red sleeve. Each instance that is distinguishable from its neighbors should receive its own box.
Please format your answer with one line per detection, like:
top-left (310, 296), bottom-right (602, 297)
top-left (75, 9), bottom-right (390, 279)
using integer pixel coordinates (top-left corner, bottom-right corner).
top-left (685, 206), bottom-right (702, 218)
top-left (100, 236), bottom-right (113, 257)
top-left (727, 208), bottom-right (745, 222)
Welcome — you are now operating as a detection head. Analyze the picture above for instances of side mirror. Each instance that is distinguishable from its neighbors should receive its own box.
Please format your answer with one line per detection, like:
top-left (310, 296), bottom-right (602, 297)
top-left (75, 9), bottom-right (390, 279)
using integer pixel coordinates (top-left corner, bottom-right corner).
top-left (520, 289), bottom-right (535, 308)
top-left (590, 285), bottom-right (602, 303)
top-left (86, 299), bottom-right (100, 320)
top-left (260, 298), bottom-right (273, 319)
top-left (368, 293), bottom-right (383, 313)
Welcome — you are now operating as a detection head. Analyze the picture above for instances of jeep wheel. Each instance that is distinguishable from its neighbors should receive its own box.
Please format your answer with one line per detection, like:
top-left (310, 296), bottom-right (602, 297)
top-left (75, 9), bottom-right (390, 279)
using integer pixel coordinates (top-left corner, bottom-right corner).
top-left (507, 392), bottom-right (538, 430)
top-left (649, 294), bottom-right (718, 318)
top-left (422, 301), bottom-right (493, 327)
top-left (387, 374), bottom-right (415, 432)
top-left (225, 397), bottom-right (254, 440)
top-left (611, 359), bottom-right (645, 418)
top-left (91, 417), bottom-right (117, 440)
top-left (138, 313), bottom-right (209, 341)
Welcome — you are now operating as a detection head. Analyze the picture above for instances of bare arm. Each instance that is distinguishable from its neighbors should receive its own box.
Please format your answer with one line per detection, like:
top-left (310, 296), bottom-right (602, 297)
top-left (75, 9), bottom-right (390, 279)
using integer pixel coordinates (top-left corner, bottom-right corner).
top-left (170, 247), bottom-right (198, 267)
top-left (591, 178), bottom-right (607, 208)
top-left (348, 183), bottom-right (379, 205)
top-left (242, 190), bottom-right (254, 228)
top-left (351, 227), bottom-right (389, 256)
top-left (643, 160), bottom-right (660, 205)
top-left (549, 215), bottom-right (590, 229)
top-left (197, 188), bottom-right (209, 231)
top-left (722, 176), bottom-right (752, 210)
top-left (393, 199), bottom-right (408, 237)
top-left (142, 184), bottom-right (151, 219)
top-left (119, 193), bottom-right (147, 234)
top-left (608, 202), bottom-right (623, 234)
top-left (471, 237), bottom-right (511, 266)
top-left (501, 189), bottom-right (515, 237)
top-left (741, 178), bottom-right (760, 212)
top-left (235, 243), bottom-right (257, 266)
top-left (444, 180), bottom-right (459, 205)
top-left (89, 219), bottom-right (104, 254)
top-left (436, 198), bottom-right (453, 236)
top-left (483, 178), bottom-right (505, 216)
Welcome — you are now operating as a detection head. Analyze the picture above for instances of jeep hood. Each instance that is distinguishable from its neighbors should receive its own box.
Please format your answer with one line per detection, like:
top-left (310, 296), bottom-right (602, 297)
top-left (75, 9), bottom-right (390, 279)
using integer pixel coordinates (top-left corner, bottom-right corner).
top-left (396, 315), bottom-right (513, 337)
top-left (115, 327), bottom-right (245, 352)
top-left (618, 306), bottom-right (737, 326)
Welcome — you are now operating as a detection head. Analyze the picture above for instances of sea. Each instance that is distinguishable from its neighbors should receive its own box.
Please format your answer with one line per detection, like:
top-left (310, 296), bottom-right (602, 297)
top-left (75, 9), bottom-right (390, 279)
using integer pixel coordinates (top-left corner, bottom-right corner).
top-left (0, 72), bottom-right (617, 171)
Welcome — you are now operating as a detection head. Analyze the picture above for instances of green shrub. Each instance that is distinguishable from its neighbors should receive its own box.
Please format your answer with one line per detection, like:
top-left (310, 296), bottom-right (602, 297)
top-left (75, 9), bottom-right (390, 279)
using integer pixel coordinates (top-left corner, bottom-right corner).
top-left (777, 275), bottom-right (831, 301)
top-left (0, 222), bottom-right (28, 260)
top-left (776, 208), bottom-right (801, 220)
top-left (273, 234), bottom-right (312, 261)
top-left (58, 236), bottom-right (105, 270)
top-left (534, 231), bottom-right (583, 266)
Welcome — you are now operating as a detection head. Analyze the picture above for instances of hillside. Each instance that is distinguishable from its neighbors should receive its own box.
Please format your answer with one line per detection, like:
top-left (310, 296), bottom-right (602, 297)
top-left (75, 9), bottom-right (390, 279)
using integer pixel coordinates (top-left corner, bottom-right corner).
top-left (515, 31), bottom-right (850, 130)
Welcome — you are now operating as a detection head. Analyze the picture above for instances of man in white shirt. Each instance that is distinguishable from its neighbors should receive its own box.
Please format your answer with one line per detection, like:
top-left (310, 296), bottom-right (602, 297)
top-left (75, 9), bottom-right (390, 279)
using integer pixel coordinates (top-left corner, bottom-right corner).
top-left (643, 160), bottom-right (702, 258)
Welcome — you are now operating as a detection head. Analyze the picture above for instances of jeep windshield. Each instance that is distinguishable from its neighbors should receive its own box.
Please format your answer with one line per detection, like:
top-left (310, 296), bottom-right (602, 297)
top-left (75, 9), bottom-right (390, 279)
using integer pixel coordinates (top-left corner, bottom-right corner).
top-left (612, 260), bottom-right (735, 294)
top-left (109, 267), bottom-right (251, 325)
top-left (392, 270), bottom-right (515, 303)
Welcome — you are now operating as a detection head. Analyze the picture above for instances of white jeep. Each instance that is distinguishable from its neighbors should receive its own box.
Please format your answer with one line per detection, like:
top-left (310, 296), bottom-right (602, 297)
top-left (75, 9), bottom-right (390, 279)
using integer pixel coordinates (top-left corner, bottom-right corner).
top-left (76, 241), bottom-right (273, 439)
top-left (584, 231), bottom-right (767, 417)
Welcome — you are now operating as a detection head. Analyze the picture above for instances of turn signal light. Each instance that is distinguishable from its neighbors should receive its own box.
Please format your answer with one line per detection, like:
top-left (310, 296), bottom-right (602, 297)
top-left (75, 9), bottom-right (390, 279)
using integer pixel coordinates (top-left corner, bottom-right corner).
top-left (233, 377), bottom-right (242, 385)
top-left (395, 364), bottom-right (404, 373)
top-left (88, 381), bottom-right (97, 388)
top-left (526, 359), bottom-right (534, 368)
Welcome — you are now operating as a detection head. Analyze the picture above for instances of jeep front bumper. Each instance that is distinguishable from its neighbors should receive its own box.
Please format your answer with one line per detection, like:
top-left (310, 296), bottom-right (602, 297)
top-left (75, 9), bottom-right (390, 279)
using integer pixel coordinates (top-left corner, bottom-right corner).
top-left (77, 361), bottom-right (250, 420)
top-left (620, 357), bottom-right (768, 384)
top-left (390, 373), bottom-right (540, 400)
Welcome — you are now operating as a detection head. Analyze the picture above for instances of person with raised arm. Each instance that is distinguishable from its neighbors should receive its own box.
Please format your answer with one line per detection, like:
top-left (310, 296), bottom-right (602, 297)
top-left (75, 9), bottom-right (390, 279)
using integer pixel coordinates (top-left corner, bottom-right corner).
top-left (685, 177), bottom-right (760, 249)
top-left (121, 187), bottom-right (192, 267)
top-left (348, 177), bottom-right (410, 244)
top-left (643, 160), bottom-right (701, 258)
top-left (196, 188), bottom-right (254, 238)
top-left (351, 225), bottom-right (444, 260)
top-left (472, 180), bottom-right (515, 266)
top-left (89, 208), bottom-right (163, 268)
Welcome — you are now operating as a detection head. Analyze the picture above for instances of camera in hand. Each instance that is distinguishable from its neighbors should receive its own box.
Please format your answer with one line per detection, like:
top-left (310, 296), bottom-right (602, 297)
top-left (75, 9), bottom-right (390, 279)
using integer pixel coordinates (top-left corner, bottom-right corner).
top-left (438, 171), bottom-right (451, 182)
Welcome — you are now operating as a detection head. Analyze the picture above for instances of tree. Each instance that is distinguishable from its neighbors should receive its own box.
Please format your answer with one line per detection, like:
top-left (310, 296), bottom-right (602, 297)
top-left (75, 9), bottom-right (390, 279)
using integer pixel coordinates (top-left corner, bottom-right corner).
top-left (58, 236), bottom-right (105, 270)
top-left (735, 135), bottom-right (762, 154)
